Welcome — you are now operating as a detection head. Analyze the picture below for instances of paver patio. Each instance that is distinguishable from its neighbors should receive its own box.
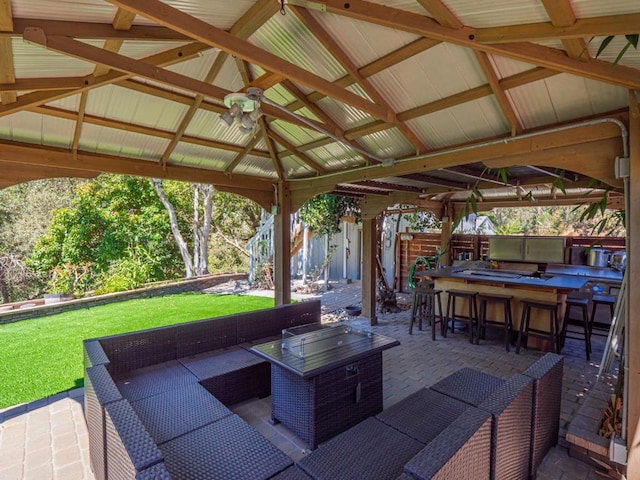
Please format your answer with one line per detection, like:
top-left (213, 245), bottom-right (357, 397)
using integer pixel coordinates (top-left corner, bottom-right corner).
top-left (0, 280), bottom-right (616, 479)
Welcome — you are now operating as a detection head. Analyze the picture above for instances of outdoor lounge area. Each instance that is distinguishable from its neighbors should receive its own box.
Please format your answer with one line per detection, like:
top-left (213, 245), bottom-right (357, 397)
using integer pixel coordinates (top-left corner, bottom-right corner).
top-left (0, 281), bottom-right (617, 479)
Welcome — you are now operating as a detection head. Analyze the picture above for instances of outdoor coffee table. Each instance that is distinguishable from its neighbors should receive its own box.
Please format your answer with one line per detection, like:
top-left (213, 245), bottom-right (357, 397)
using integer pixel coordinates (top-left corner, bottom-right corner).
top-left (251, 322), bottom-right (399, 449)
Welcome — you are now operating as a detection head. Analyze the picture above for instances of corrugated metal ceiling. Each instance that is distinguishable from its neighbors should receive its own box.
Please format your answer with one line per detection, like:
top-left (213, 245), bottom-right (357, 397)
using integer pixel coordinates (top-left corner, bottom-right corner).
top-left (0, 0), bottom-right (637, 207)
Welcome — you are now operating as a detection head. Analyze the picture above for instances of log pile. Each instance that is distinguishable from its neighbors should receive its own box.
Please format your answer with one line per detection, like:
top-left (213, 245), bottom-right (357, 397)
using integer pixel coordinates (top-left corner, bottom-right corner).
top-left (598, 394), bottom-right (622, 440)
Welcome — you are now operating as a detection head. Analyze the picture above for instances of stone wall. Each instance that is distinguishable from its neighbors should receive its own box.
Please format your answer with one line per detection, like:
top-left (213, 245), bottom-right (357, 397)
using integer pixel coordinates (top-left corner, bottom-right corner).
top-left (0, 273), bottom-right (247, 325)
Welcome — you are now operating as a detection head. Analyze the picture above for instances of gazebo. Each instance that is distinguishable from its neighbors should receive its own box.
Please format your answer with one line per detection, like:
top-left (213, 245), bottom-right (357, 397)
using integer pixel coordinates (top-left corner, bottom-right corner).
top-left (0, 0), bottom-right (639, 473)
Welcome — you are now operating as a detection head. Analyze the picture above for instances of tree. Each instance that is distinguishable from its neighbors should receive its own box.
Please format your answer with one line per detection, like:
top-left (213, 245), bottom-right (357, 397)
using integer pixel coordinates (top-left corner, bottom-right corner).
top-left (299, 194), bottom-right (360, 289)
top-left (28, 175), bottom-right (183, 294)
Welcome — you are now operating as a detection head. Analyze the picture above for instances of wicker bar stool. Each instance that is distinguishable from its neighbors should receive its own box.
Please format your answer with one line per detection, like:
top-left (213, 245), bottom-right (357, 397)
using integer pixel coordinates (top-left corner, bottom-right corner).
top-left (476, 293), bottom-right (514, 351)
top-left (409, 285), bottom-right (445, 340)
top-left (516, 299), bottom-right (561, 354)
top-left (590, 294), bottom-right (616, 337)
top-left (560, 297), bottom-right (591, 360)
top-left (445, 290), bottom-right (478, 343)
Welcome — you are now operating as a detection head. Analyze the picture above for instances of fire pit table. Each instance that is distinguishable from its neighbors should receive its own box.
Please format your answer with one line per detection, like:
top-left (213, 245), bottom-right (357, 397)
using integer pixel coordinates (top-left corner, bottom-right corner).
top-left (251, 322), bottom-right (399, 449)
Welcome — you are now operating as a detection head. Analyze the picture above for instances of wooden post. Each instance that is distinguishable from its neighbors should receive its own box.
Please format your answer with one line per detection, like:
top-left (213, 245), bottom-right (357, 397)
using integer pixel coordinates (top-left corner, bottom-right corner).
top-left (362, 217), bottom-right (378, 325)
top-left (274, 182), bottom-right (291, 306)
top-left (627, 90), bottom-right (640, 475)
top-left (440, 202), bottom-right (453, 266)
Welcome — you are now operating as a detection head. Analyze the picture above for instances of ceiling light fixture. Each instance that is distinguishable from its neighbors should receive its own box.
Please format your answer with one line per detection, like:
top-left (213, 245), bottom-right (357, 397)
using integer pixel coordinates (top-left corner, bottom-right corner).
top-left (221, 87), bottom-right (393, 164)
top-left (221, 87), bottom-right (263, 135)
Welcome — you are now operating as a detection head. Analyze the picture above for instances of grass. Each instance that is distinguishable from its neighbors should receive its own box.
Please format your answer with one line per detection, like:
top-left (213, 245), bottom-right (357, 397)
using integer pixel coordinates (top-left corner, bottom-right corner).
top-left (0, 293), bottom-right (274, 409)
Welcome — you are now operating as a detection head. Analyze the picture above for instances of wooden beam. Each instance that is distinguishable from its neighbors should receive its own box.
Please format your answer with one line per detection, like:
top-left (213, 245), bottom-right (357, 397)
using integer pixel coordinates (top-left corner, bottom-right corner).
top-left (106, 0), bottom-right (394, 122)
top-left (269, 131), bottom-right (327, 174)
top-left (258, 117), bottom-right (284, 180)
top-left (307, 0), bottom-right (640, 90)
top-left (541, 0), bottom-right (589, 61)
top-left (288, 121), bottom-right (624, 191)
top-left (72, 93), bottom-right (88, 153)
top-left (0, 140), bottom-right (274, 192)
top-left (30, 104), bottom-right (271, 158)
top-left (0, 160), bottom-right (98, 186)
top-left (0, 37), bottom-right (16, 104)
top-left (474, 51), bottom-right (522, 135)
top-left (274, 182), bottom-right (292, 305)
top-left (225, 135), bottom-right (261, 174)
top-left (7, 17), bottom-right (190, 40)
top-left (415, 0), bottom-right (463, 29)
top-left (291, 5), bottom-right (428, 154)
top-left (361, 218), bottom-right (377, 324)
top-left (0, 0), bottom-right (12, 31)
top-left (483, 137), bottom-right (623, 188)
top-left (0, 42), bottom-right (212, 117)
top-left (0, 77), bottom-right (87, 91)
top-left (476, 12), bottom-right (640, 44)
top-left (160, 52), bottom-right (228, 166)
top-left (627, 89), bottom-right (640, 477)
top-left (0, 1), bottom-right (15, 104)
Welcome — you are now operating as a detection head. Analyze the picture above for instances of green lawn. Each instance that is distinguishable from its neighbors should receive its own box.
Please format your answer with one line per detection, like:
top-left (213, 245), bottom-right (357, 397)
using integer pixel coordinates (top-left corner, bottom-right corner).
top-left (0, 293), bottom-right (274, 409)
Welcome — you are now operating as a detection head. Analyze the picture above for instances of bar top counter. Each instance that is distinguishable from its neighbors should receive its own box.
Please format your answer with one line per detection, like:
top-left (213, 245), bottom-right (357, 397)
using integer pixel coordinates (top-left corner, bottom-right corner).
top-left (419, 266), bottom-right (589, 291)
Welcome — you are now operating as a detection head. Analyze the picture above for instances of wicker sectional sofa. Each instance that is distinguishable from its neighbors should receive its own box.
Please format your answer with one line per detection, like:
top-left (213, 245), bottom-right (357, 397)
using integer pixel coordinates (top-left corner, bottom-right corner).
top-left (83, 299), bottom-right (563, 480)
top-left (84, 300), bottom-right (321, 480)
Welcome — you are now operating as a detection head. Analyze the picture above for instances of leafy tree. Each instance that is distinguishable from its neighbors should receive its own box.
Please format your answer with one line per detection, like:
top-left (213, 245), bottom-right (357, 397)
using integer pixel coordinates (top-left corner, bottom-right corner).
top-left (299, 194), bottom-right (360, 237)
top-left (28, 175), bottom-right (183, 294)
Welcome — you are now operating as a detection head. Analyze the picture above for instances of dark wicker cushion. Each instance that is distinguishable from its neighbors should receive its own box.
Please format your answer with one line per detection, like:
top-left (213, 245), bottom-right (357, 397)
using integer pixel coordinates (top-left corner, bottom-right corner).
top-left (161, 414), bottom-right (292, 480)
top-left (430, 367), bottom-right (505, 406)
top-left (269, 465), bottom-right (313, 480)
top-left (377, 387), bottom-right (470, 444)
top-left (116, 360), bottom-right (198, 401)
top-left (130, 383), bottom-right (232, 444)
top-left (298, 417), bottom-right (423, 480)
top-left (136, 462), bottom-right (172, 479)
top-left (179, 346), bottom-right (265, 380)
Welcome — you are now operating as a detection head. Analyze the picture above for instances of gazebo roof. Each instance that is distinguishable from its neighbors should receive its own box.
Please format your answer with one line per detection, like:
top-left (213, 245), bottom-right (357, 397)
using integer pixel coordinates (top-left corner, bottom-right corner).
top-left (0, 0), bottom-right (638, 210)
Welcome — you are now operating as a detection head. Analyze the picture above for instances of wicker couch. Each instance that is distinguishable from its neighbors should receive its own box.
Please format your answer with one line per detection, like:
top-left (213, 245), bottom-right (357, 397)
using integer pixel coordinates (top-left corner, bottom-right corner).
top-left (84, 301), bottom-right (563, 480)
top-left (84, 300), bottom-right (321, 480)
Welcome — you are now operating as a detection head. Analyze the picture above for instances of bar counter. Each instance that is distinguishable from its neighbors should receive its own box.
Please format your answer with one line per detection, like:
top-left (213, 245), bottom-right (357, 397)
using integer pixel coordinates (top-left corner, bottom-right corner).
top-left (417, 267), bottom-right (589, 351)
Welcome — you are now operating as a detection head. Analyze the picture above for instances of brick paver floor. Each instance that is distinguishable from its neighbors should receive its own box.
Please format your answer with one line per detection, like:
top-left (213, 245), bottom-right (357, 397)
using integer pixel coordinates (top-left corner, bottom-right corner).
top-left (0, 280), bottom-right (617, 479)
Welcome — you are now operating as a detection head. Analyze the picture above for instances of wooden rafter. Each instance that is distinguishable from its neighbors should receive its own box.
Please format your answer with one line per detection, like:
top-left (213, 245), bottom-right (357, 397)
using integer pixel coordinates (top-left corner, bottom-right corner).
top-left (302, 0), bottom-right (640, 90)
top-left (476, 12), bottom-right (640, 44)
top-left (0, 139), bottom-right (274, 193)
top-left (415, 0), bottom-right (463, 29)
top-left (0, 0), bottom-right (15, 104)
top-left (287, 121), bottom-right (624, 195)
top-left (29, 105), bottom-right (271, 158)
top-left (541, 0), bottom-right (589, 61)
top-left (160, 52), bottom-right (228, 167)
top-left (290, 5), bottom-right (428, 154)
top-left (0, 42), bottom-right (212, 117)
top-left (106, 0), bottom-right (394, 122)
top-left (259, 117), bottom-right (285, 180)
top-left (473, 51), bottom-right (523, 135)
top-left (225, 135), bottom-right (261, 174)
top-left (268, 130), bottom-right (327, 175)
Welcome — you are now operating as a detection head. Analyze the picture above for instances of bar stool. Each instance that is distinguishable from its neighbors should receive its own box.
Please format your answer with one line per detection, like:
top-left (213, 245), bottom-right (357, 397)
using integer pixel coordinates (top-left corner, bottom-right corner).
top-left (516, 298), bottom-right (561, 354)
top-left (445, 290), bottom-right (478, 343)
top-left (409, 285), bottom-right (445, 340)
top-left (560, 297), bottom-right (591, 360)
top-left (590, 295), bottom-right (616, 337)
top-left (476, 293), bottom-right (514, 352)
